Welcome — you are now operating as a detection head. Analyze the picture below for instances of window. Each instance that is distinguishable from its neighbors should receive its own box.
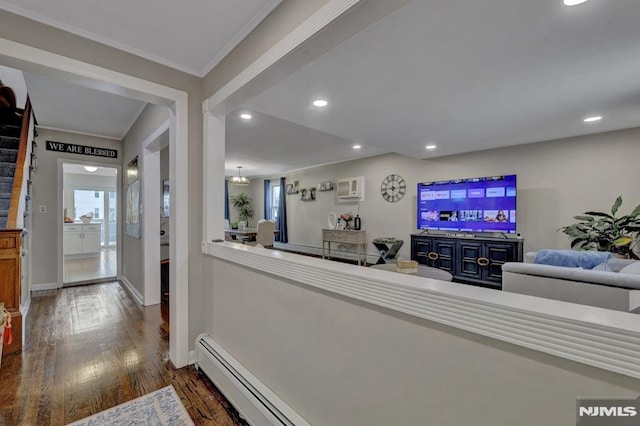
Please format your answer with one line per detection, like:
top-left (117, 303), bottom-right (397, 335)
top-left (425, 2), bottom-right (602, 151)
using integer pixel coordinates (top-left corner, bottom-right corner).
top-left (74, 189), bottom-right (104, 220)
top-left (271, 184), bottom-right (280, 221)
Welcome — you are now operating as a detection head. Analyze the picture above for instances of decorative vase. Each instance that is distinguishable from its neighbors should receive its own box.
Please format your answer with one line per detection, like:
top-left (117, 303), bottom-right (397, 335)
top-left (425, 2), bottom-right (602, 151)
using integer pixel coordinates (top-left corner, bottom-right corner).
top-left (354, 215), bottom-right (361, 230)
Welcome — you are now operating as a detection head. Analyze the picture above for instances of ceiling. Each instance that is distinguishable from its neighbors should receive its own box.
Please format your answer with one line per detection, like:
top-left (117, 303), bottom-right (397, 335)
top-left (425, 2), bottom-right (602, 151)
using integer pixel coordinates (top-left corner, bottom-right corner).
top-left (0, 0), bottom-right (281, 141)
top-left (241, 0), bottom-right (640, 163)
top-left (3, 0), bottom-right (640, 178)
top-left (0, 0), bottom-right (282, 77)
top-left (64, 164), bottom-right (118, 177)
top-left (24, 72), bottom-right (146, 140)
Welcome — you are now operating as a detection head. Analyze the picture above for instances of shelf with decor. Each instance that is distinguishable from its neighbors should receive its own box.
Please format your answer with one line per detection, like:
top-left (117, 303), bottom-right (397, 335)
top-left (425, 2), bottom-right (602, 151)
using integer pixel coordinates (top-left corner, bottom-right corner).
top-left (285, 180), bottom-right (299, 194)
top-left (317, 181), bottom-right (333, 191)
top-left (300, 188), bottom-right (316, 201)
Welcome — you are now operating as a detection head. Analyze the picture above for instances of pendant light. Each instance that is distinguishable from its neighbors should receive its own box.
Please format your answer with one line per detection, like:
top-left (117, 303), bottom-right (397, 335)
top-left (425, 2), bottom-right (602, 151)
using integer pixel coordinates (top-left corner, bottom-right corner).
top-left (229, 166), bottom-right (249, 186)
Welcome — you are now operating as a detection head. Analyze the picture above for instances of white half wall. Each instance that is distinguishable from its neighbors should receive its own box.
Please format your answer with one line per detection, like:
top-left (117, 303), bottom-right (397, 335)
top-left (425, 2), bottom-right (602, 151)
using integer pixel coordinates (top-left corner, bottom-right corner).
top-left (203, 255), bottom-right (640, 425)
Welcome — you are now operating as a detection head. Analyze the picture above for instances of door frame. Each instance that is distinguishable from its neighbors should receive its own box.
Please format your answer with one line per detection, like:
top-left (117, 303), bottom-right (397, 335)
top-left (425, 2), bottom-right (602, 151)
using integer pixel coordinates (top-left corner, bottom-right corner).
top-left (1, 37), bottom-right (190, 368)
top-left (58, 160), bottom-right (121, 284)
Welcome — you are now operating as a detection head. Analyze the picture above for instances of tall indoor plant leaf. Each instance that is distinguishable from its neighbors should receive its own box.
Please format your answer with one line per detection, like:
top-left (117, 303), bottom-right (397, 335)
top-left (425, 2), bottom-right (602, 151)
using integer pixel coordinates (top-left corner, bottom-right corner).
top-left (230, 192), bottom-right (254, 225)
top-left (559, 195), bottom-right (640, 259)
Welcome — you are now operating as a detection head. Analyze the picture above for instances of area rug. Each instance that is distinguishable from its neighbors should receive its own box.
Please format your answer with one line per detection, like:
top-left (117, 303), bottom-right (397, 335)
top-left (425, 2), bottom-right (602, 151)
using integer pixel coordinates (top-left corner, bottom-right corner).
top-left (67, 385), bottom-right (194, 425)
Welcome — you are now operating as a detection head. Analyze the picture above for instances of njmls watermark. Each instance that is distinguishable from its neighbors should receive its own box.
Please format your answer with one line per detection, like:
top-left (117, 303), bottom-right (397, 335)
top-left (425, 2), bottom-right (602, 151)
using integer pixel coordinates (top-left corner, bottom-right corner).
top-left (577, 398), bottom-right (640, 425)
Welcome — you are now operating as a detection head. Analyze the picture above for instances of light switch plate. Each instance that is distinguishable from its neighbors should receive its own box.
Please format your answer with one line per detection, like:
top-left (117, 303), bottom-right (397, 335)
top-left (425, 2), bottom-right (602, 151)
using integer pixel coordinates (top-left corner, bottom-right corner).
top-left (39, 205), bottom-right (47, 213)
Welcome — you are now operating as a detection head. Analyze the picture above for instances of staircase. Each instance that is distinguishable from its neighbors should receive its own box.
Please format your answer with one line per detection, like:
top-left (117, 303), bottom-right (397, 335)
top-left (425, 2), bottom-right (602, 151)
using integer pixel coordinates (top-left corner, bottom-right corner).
top-left (0, 123), bottom-right (21, 228)
top-left (0, 100), bottom-right (31, 356)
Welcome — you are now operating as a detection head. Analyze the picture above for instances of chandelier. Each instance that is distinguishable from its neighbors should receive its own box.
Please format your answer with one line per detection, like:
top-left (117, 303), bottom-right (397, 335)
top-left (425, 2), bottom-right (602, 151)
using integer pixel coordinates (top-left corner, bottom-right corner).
top-left (229, 166), bottom-right (249, 186)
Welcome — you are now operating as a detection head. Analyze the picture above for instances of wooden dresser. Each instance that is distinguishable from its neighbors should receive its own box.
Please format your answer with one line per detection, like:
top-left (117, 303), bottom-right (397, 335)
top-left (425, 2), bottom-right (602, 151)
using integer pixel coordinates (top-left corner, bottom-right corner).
top-left (0, 229), bottom-right (23, 355)
top-left (322, 229), bottom-right (367, 266)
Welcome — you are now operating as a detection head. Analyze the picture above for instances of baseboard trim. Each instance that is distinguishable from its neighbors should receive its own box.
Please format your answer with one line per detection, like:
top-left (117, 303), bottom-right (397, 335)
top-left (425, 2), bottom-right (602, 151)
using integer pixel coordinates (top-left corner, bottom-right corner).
top-left (120, 276), bottom-right (144, 305)
top-left (19, 297), bottom-right (30, 319)
top-left (31, 282), bottom-right (61, 291)
top-left (195, 334), bottom-right (310, 426)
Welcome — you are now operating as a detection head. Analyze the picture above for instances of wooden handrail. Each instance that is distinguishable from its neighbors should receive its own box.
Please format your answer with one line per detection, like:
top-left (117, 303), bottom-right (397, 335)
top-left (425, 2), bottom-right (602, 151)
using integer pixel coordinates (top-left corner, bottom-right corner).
top-left (6, 98), bottom-right (31, 229)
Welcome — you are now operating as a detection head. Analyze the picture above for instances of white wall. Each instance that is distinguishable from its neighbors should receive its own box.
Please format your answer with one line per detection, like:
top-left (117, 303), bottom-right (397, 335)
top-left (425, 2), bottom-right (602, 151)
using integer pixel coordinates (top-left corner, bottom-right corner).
top-left (31, 129), bottom-right (121, 286)
top-left (203, 256), bottom-right (640, 425)
top-left (121, 104), bottom-right (170, 297)
top-left (0, 64), bottom-right (27, 108)
top-left (247, 127), bottom-right (640, 259)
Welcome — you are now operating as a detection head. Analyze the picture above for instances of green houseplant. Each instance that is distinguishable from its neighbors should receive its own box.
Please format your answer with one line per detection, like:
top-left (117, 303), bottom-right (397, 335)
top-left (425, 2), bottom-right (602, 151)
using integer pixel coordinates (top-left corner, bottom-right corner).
top-left (559, 196), bottom-right (640, 259)
top-left (230, 192), bottom-right (254, 226)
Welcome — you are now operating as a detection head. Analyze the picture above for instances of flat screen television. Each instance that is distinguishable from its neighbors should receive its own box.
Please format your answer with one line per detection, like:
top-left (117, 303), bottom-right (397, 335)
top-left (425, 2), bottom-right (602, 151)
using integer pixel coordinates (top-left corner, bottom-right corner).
top-left (417, 174), bottom-right (517, 234)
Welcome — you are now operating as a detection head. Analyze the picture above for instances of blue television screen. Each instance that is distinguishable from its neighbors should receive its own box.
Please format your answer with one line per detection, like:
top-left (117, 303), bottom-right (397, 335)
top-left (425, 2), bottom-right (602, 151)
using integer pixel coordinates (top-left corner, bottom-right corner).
top-left (417, 174), bottom-right (517, 233)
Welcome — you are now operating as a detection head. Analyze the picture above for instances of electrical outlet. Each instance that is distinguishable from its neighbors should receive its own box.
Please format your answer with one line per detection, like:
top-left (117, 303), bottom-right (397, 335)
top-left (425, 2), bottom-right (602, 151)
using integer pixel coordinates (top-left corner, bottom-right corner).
top-left (39, 205), bottom-right (47, 213)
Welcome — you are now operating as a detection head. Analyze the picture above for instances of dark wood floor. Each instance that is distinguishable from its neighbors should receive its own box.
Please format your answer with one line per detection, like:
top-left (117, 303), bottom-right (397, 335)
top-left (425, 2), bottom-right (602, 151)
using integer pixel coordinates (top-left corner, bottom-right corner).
top-left (0, 281), bottom-right (247, 425)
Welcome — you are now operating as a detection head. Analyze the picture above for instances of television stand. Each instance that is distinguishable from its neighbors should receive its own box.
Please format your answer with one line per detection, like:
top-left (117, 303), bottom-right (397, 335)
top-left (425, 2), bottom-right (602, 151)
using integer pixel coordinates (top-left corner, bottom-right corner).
top-left (411, 233), bottom-right (523, 288)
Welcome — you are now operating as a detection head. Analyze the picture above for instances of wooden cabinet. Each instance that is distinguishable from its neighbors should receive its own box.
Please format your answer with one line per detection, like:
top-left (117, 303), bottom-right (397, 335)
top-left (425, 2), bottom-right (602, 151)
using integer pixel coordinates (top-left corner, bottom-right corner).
top-left (411, 233), bottom-right (523, 288)
top-left (322, 229), bottom-right (367, 266)
top-left (0, 229), bottom-right (23, 354)
top-left (64, 224), bottom-right (101, 256)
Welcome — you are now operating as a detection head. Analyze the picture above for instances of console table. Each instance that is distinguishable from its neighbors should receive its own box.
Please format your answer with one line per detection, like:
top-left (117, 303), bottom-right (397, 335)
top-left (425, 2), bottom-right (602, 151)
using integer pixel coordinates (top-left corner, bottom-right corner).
top-left (411, 233), bottom-right (523, 288)
top-left (322, 229), bottom-right (367, 266)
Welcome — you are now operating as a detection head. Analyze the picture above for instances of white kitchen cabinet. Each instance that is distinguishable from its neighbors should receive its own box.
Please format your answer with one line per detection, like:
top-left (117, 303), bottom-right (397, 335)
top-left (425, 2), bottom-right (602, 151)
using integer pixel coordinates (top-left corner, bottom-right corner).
top-left (64, 223), bottom-right (101, 256)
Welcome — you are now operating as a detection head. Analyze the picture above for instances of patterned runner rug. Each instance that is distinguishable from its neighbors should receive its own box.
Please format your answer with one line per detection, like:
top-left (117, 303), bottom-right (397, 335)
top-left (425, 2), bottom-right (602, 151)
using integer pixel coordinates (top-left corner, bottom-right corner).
top-left (67, 385), bottom-right (194, 425)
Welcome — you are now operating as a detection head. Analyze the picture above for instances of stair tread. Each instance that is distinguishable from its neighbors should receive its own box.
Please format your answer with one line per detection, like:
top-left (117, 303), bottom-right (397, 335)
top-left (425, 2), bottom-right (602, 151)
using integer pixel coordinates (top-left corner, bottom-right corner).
top-left (0, 127), bottom-right (20, 135)
top-left (0, 138), bottom-right (19, 148)
top-left (0, 148), bottom-right (18, 162)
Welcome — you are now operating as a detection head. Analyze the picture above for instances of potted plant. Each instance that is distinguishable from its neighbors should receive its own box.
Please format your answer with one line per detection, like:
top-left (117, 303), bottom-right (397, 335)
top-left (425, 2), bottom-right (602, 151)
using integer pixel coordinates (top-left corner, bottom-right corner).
top-left (230, 192), bottom-right (254, 226)
top-left (559, 195), bottom-right (640, 259)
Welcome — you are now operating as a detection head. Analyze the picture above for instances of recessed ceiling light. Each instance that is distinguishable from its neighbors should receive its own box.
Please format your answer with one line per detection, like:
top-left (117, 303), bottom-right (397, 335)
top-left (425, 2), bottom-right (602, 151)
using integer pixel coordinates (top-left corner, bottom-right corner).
top-left (84, 166), bottom-right (98, 172)
top-left (583, 115), bottom-right (602, 123)
top-left (563, 0), bottom-right (588, 6)
top-left (313, 99), bottom-right (328, 107)
top-left (353, 145), bottom-right (361, 149)
top-left (240, 113), bottom-right (252, 120)
top-left (425, 144), bottom-right (437, 150)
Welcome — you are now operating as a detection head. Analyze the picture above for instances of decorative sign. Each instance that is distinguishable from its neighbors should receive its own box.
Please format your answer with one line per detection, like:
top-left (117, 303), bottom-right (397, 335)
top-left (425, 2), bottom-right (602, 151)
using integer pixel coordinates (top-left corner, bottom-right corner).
top-left (46, 141), bottom-right (117, 158)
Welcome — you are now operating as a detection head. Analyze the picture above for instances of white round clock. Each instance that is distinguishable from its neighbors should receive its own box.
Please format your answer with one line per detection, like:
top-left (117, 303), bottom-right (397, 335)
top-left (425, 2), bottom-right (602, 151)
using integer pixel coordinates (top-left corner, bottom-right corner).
top-left (380, 174), bottom-right (406, 202)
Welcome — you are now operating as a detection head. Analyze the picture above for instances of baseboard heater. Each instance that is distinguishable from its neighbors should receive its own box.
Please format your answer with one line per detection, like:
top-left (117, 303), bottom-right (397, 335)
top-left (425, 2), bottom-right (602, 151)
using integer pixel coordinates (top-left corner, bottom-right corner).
top-left (194, 334), bottom-right (310, 426)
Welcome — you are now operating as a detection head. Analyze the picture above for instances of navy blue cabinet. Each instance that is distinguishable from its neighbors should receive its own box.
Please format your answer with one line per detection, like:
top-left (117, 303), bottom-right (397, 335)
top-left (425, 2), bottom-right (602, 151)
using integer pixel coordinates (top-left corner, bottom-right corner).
top-left (411, 234), bottom-right (523, 288)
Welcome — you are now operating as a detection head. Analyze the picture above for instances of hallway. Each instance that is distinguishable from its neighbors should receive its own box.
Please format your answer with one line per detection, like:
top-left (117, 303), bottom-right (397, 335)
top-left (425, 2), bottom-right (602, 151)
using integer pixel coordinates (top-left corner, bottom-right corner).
top-left (64, 247), bottom-right (117, 284)
top-left (0, 282), bottom-right (246, 425)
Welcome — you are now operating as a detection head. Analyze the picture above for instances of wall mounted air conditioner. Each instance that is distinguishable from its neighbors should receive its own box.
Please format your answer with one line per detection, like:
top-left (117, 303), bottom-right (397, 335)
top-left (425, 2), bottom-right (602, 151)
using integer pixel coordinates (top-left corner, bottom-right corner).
top-left (336, 176), bottom-right (364, 199)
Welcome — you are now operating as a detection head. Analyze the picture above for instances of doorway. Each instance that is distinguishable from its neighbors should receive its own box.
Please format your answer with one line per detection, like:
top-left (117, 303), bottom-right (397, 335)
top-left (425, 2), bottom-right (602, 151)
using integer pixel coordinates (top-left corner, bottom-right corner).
top-left (62, 163), bottom-right (118, 284)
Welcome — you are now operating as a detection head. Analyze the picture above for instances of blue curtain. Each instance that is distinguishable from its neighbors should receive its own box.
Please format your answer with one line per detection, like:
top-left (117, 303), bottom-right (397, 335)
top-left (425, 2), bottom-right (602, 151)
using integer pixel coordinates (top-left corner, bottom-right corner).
top-left (276, 177), bottom-right (288, 243)
top-left (264, 179), bottom-right (271, 219)
top-left (224, 179), bottom-right (230, 220)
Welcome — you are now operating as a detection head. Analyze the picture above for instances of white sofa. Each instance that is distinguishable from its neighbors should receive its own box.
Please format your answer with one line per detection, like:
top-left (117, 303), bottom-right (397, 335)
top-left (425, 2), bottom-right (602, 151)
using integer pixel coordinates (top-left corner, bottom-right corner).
top-left (502, 252), bottom-right (640, 313)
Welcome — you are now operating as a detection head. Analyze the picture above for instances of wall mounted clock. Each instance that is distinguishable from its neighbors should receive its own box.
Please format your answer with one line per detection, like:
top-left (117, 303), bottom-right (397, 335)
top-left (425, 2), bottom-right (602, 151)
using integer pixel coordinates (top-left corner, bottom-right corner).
top-left (380, 174), bottom-right (406, 202)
